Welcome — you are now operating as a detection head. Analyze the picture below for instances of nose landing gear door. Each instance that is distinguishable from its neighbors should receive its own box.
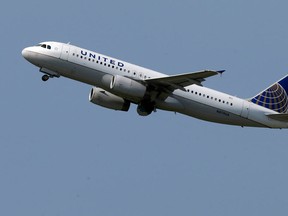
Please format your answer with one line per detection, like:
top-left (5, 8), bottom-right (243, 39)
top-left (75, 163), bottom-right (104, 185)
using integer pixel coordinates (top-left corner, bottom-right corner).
top-left (60, 44), bottom-right (70, 61)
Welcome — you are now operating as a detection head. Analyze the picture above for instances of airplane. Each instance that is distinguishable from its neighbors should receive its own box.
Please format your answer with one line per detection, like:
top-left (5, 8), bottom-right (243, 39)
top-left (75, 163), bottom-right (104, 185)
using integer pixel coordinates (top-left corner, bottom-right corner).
top-left (22, 41), bottom-right (288, 128)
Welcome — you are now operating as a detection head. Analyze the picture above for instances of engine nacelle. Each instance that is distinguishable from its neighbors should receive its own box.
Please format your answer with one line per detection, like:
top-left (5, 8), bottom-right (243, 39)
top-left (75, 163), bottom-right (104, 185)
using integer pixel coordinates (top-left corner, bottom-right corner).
top-left (110, 75), bottom-right (146, 99)
top-left (89, 87), bottom-right (130, 111)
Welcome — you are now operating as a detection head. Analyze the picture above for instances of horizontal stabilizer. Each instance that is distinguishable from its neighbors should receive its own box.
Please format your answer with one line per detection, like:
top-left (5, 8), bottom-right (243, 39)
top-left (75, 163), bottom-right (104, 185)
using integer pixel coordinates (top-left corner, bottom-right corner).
top-left (266, 113), bottom-right (288, 121)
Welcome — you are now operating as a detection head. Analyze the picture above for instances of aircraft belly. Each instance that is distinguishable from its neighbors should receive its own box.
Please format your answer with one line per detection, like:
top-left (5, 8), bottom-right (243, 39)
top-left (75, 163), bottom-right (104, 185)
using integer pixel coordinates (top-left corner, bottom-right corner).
top-left (248, 103), bottom-right (288, 128)
top-left (156, 96), bottom-right (184, 112)
top-left (46, 58), bottom-right (106, 87)
top-left (176, 96), bottom-right (263, 127)
top-left (64, 64), bottom-right (104, 87)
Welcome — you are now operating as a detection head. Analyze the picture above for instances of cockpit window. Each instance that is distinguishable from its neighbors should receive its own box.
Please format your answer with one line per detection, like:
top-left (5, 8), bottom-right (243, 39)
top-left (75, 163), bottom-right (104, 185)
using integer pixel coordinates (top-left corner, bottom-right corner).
top-left (37, 43), bottom-right (51, 50)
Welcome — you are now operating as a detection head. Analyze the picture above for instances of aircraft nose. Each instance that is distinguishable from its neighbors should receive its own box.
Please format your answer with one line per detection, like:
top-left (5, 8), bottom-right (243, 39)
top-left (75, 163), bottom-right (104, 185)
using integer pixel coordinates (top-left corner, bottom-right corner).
top-left (22, 47), bottom-right (30, 60)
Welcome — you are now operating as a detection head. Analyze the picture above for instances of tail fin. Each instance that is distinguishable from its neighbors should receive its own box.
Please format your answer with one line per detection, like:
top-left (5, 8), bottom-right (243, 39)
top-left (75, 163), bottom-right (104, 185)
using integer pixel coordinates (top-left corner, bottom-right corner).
top-left (250, 75), bottom-right (288, 113)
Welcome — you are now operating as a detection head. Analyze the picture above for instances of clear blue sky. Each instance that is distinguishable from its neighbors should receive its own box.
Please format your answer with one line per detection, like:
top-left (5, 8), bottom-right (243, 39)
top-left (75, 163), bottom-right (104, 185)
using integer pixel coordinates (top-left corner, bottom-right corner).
top-left (1, 0), bottom-right (288, 215)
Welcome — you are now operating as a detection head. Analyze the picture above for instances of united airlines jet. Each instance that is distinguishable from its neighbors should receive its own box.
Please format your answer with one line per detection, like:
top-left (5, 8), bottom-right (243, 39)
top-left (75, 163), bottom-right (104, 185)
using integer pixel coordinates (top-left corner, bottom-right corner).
top-left (22, 41), bottom-right (288, 128)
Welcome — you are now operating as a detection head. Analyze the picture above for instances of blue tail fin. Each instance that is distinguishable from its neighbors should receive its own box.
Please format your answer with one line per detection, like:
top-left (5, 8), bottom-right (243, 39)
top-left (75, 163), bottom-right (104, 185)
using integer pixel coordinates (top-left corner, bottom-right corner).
top-left (250, 75), bottom-right (288, 113)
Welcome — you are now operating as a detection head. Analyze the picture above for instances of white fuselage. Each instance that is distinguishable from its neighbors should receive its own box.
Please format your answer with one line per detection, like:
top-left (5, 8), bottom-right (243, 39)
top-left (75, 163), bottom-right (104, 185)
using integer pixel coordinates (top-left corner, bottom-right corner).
top-left (22, 42), bottom-right (288, 128)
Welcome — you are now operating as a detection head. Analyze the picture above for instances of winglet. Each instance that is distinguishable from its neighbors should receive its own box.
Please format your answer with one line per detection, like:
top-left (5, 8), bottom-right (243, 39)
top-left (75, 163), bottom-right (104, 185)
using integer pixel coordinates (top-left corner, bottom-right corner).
top-left (217, 70), bottom-right (225, 76)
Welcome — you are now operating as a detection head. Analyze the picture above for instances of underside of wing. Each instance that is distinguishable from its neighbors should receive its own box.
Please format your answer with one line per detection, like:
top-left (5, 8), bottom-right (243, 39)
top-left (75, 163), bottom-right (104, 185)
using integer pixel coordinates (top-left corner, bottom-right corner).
top-left (145, 70), bottom-right (225, 92)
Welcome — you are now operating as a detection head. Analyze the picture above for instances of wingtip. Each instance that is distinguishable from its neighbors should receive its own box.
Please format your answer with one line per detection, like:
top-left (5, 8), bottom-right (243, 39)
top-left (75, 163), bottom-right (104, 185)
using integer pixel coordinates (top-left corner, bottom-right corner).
top-left (217, 70), bottom-right (226, 74)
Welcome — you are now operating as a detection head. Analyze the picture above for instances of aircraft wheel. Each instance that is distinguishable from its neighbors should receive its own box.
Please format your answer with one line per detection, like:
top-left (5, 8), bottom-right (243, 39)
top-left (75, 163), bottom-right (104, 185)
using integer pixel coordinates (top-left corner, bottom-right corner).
top-left (137, 102), bottom-right (154, 116)
top-left (42, 75), bottom-right (49, 81)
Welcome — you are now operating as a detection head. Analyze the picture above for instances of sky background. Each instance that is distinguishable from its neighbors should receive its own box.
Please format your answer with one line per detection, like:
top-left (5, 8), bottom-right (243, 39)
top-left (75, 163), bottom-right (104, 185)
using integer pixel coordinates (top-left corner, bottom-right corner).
top-left (1, 0), bottom-right (288, 215)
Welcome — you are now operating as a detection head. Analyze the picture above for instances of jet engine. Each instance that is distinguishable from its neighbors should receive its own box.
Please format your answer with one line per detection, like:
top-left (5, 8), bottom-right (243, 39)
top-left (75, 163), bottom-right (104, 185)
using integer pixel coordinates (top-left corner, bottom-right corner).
top-left (110, 75), bottom-right (146, 99)
top-left (89, 87), bottom-right (130, 111)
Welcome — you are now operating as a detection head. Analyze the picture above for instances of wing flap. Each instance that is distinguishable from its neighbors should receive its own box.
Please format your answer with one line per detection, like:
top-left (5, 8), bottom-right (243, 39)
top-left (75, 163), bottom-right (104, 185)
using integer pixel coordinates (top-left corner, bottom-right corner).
top-left (146, 70), bottom-right (224, 92)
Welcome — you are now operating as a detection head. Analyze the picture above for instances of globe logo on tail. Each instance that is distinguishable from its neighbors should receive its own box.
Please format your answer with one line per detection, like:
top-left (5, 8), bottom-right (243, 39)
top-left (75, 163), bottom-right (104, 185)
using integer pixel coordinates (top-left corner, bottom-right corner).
top-left (251, 83), bottom-right (288, 113)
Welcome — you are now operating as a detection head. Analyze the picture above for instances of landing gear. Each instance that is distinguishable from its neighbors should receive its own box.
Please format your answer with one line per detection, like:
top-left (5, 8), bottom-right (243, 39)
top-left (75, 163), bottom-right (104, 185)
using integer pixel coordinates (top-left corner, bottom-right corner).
top-left (137, 101), bottom-right (155, 116)
top-left (39, 68), bottom-right (60, 82)
top-left (42, 74), bottom-right (50, 82)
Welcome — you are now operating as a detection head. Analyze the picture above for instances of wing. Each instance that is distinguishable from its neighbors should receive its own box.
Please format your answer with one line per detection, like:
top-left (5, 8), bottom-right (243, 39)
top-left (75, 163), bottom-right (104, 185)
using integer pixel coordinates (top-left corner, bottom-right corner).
top-left (145, 70), bottom-right (225, 92)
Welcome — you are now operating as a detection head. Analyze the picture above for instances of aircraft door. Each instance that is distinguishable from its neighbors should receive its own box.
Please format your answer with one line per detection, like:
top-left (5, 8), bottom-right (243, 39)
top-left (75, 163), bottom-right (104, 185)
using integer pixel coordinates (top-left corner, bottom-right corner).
top-left (241, 101), bottom-right (250, 119)
top-left (60, 44), bottom-right (70, 61)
